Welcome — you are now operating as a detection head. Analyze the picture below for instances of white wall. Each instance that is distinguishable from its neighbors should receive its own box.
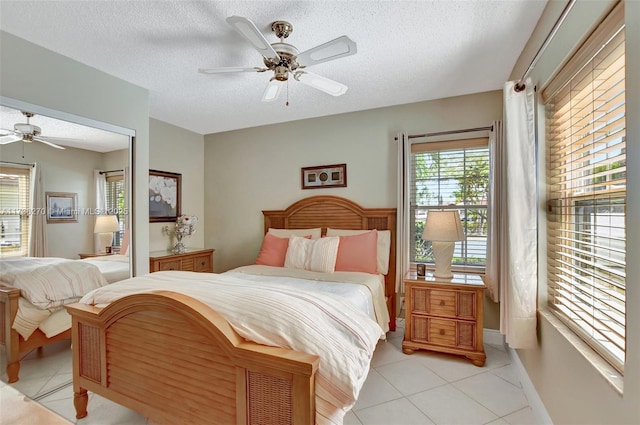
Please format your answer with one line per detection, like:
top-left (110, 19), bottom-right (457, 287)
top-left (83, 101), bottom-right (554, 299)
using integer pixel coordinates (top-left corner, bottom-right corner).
top-left (203, 90), bottom-right (503, 328)
top-left (0, 31), bottom-right (150, 275)
top-left (509, 0), bottom-right (640, 423)
top-left (149, 118), bottom-right (205, 252)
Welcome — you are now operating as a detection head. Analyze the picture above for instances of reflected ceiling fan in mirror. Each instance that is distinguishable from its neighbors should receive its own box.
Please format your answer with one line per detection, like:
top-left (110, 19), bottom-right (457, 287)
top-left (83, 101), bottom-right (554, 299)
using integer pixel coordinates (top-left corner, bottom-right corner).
top-left (0, 111), bottom-right (79, 150)
top-left (198, 16), bottom-right (357, 102)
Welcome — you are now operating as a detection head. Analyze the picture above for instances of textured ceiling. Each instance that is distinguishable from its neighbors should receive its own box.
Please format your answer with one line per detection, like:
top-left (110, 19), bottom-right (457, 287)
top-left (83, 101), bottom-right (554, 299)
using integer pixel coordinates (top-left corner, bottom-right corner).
top-left (0, 0), bottom-right (547, 138)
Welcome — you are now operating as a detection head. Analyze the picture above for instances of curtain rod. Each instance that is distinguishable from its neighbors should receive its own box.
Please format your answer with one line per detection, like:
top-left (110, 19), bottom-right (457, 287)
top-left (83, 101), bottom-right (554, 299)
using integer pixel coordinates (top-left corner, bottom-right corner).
top-left (514, 0), bottom-right (576, 92)
top-left (0, 160), bottom-right (35, 167)
top-left (395, 125), bottom-right (493, 141)
top-left (99, 169), bottom-right (124, 175)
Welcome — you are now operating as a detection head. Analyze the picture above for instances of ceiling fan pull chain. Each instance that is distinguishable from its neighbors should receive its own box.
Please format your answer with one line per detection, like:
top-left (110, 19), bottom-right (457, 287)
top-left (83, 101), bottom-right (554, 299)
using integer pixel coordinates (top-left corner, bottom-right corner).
top-left (286, 79), bottom-right (289, 107)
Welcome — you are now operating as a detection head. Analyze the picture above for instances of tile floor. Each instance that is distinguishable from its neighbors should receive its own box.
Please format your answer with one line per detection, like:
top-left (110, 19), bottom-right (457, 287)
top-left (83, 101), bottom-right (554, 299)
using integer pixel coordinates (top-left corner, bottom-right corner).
top-left (1, 319), bottom-right (538, 425)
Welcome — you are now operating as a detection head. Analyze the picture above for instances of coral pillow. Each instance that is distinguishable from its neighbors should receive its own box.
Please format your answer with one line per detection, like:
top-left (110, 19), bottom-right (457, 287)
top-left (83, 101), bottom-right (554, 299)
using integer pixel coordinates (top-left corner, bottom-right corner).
top-left (255, 233), bottom-right (290, 267)
top-left (334, 230), bottom-right (379, 274)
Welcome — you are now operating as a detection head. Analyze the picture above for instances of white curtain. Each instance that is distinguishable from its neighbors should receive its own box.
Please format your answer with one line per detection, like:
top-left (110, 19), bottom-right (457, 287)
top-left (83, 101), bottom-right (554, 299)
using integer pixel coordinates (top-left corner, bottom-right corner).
top-left (28, 163), bottom-right (47, 257)
top-left (500, 79), bottom-right (538, 349)
top-left (94, 170), bottom-right (107, 254)
top-left (485, 121), bottom-right (505, 302)
top-left (396, 133), bottom-right (411, 294)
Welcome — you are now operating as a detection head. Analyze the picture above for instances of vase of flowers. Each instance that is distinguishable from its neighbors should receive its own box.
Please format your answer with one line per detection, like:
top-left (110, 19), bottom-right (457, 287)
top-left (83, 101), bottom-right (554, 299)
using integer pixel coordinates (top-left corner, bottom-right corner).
top-left (172, 214), bottom-right (197, 254)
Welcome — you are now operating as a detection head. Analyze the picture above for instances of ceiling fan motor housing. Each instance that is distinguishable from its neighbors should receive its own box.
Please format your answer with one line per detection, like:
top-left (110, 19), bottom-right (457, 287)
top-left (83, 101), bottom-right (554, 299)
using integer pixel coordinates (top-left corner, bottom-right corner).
top-left (263, 42), bottom-right (300, 80)
top-left (15, 123), bottom-right (41, 136)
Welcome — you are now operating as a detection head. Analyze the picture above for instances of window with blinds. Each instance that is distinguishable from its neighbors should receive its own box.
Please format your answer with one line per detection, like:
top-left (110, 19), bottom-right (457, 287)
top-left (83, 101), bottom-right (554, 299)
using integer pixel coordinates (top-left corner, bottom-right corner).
top-left (0, 166), bottom-right (31, 256)
top-left (543, 3), bottom-right (625, 372)
top-left (105, 175), bottom-right (125, 246)
top-left (410, 138), bottom-right (489, 269)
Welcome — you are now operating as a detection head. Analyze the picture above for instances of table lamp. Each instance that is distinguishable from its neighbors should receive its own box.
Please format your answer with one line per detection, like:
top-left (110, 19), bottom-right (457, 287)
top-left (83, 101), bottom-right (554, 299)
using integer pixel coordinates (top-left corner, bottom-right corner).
top-left (94, 215), bottom-right (119, 254)
top-left (422, 210), bottom-right (465, 278)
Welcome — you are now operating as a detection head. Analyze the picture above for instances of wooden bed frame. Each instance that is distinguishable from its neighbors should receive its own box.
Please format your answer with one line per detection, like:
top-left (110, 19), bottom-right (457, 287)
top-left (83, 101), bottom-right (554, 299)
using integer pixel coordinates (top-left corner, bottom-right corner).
top-left (0, 285), bottom-right (72, 383)
top-left (262, 195), bottom-right (397, 331)
top-left (64, 195), bottom-right (396, 423)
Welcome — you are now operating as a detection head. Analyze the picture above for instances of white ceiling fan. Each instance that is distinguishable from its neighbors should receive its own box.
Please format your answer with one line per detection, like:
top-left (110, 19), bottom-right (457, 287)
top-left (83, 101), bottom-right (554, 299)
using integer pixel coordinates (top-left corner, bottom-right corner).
top-left (198, 16), bottom-right (357, 102)
top-left (0, 111), bottom-right (74, 150)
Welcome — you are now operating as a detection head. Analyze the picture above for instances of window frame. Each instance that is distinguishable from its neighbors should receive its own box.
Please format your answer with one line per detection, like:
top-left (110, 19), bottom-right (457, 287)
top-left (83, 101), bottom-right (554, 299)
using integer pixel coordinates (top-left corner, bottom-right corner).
top-left (409, 137), bottom-right (490, 272)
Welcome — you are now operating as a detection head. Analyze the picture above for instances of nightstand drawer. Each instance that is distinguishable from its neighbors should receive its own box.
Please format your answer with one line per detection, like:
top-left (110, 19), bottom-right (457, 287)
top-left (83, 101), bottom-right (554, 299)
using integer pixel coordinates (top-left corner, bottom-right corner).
top-left (429, 318), bottom-right (457, 346)
top-left (410, 287), bottom-right (457, 317)
top-left (429, 290), bottom-right (457, 316)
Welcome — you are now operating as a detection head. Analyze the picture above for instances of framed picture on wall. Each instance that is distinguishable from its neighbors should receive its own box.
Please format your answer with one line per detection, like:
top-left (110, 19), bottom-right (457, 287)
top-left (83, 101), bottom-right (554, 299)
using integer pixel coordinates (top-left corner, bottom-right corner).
top-left (46, 192), bottom-right (78, 223)
top-left (301, 163), bottom-right (347, 189)
top-left (149, 169), bottom-right (181, 222)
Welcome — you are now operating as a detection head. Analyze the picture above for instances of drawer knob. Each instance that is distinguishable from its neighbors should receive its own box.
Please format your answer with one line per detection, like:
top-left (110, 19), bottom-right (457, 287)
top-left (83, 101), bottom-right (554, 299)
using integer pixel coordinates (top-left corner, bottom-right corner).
top-left (439, 300), bottom-right (445, 306)
top-left (439, 329), bottom-right (445, 335)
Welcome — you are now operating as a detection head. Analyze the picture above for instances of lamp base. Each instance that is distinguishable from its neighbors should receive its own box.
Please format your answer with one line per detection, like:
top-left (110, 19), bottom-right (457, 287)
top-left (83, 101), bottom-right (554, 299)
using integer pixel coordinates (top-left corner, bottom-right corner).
top-left (432, 241), bottom-right (455, 279)
top-left (97, 232), bottom-right (113, 254)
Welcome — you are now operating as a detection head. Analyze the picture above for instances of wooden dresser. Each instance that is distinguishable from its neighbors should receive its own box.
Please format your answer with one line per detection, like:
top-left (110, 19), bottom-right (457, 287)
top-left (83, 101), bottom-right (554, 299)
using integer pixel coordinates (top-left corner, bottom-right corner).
top-left (402, 271), bottom-right (486, 366)
top-left (149, 248), bottom-right (214, 273)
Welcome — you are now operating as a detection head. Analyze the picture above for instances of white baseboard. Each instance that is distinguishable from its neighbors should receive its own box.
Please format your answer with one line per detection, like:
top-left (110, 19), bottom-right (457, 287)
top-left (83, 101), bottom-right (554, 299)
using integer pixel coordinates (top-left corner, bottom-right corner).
top-left (483, 328), bottom-right (505, 346)
top-left (507, 346), bottom-right (554, 425)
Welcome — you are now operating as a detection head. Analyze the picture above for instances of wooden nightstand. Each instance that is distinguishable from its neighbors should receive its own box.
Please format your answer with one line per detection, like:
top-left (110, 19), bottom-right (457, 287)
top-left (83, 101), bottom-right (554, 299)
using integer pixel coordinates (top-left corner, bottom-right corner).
top-left (149, 248), bottom-right (215, 273)
top-left (402, 271), bottom-right (486, 366)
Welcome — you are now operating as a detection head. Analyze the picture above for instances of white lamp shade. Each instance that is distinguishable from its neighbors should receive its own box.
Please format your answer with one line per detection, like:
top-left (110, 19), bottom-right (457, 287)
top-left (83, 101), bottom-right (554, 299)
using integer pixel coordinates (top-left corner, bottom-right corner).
top-left (422, 210), bottom-right (465, 242)
top-left (94, 215), bottom-right (119, 233)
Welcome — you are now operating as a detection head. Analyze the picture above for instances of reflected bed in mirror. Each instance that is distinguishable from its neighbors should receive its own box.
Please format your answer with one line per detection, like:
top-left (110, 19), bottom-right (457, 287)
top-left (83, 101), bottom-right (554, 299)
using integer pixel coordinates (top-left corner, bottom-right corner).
top-left (0, 100), bottom-right (134, 383)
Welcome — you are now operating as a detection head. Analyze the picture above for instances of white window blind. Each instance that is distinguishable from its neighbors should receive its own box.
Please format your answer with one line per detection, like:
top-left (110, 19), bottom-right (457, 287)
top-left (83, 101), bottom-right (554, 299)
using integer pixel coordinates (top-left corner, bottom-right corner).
top-left (105, 174), bottom-right (125, 246)
top-left (410, 138), bottom-right (489, 269)
top-left (543, 3), bottom-right (625, 372)
top-left (0, 166), bottom-right (31, 256)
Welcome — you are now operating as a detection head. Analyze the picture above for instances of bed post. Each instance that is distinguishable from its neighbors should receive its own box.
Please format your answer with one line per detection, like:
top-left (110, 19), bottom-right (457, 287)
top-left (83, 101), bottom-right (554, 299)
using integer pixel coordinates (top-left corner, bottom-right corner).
top-left (0, 285), bottom-right (21, 383)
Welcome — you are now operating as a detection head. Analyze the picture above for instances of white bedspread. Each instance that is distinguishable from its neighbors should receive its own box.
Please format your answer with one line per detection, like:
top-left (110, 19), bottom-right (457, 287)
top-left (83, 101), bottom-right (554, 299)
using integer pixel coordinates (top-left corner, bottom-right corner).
top-left (80, 270), bottom-right (385, 425)
top-left (1, 257), bottom-right (109, 340)
top-left (81, 255), bottom-right (130, 283)
top-left (229, 264), bottom-right (390, 332)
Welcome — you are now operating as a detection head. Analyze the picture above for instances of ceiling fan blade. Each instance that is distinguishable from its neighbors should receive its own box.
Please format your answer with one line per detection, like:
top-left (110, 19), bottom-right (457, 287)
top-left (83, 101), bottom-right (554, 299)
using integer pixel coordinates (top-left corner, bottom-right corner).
top-left (261, 79), bottom-right (283, 102)
top-left (296, 36), bottom-right (357, 68)
top-left (198, 67), bottom-right (266, 75)
top-left (294, 71), bottom-right (348, 97)
top-left (38, 135), bottom-right (83, 143)
top-left (0, 134), bottom-right (21, 144)
top-left (34, 137), bottom-right (65, 150)
top-left (226, 16), bottom-right (280, 62)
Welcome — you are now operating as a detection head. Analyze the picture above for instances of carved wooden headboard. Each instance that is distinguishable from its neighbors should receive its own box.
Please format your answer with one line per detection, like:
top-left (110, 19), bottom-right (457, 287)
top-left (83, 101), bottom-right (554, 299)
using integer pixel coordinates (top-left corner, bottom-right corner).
top-left (262, 195), bottom-right (397, 331)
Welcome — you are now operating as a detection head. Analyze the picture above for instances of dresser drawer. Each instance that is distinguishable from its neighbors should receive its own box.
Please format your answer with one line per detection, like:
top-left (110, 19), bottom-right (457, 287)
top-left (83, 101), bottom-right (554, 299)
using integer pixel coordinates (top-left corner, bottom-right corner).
top-left (193, 254), bottom-right (212, 272)
top-left (149, 249), bottom-right (215, 273)
top-left (157, 259), bottom-right (181, 271)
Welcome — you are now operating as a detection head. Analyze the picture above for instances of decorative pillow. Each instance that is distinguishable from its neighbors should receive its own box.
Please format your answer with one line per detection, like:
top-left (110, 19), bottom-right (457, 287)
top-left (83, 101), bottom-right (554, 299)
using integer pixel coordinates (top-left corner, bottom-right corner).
top-left (268, 227), bottom-right (322, 239)
top-left (326, 228), bottom-right (391, 275)
top-left (334, 230), bottom-right (379, 274)
top-left (284, 235), bottom-right (340, 273)
top-left (255, 233), bottom-right (291, 267)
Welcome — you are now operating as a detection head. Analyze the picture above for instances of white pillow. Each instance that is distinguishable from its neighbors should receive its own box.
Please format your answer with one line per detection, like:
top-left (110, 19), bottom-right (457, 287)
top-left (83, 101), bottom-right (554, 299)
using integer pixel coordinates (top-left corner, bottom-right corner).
top-left (284, 235), bottom-right (340, 273)
top-left (325, 228), bottom-right (391, 275)
top-left (268, 227), bottom-right (322, 239)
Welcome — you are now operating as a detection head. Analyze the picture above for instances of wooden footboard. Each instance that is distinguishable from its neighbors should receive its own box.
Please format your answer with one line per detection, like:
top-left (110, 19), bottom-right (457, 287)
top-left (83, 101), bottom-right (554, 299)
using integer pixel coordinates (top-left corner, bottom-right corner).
top-left (0, 285), bottom-right (72, 383)
top-left (66, 291), bottom-right (319, 425)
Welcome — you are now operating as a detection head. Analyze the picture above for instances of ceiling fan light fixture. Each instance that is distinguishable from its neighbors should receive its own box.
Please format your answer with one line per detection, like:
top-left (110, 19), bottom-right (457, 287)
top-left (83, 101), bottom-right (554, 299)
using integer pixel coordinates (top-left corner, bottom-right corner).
top-left (294, 71), bottom-right (348, 97)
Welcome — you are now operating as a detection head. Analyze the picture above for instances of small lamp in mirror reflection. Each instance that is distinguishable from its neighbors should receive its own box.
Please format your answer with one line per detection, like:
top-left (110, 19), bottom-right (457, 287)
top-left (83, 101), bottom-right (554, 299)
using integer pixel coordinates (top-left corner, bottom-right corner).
top-left (422, 210), bottom-right (465, 278)
top-left (94, 215), bottom-right (119, 254)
